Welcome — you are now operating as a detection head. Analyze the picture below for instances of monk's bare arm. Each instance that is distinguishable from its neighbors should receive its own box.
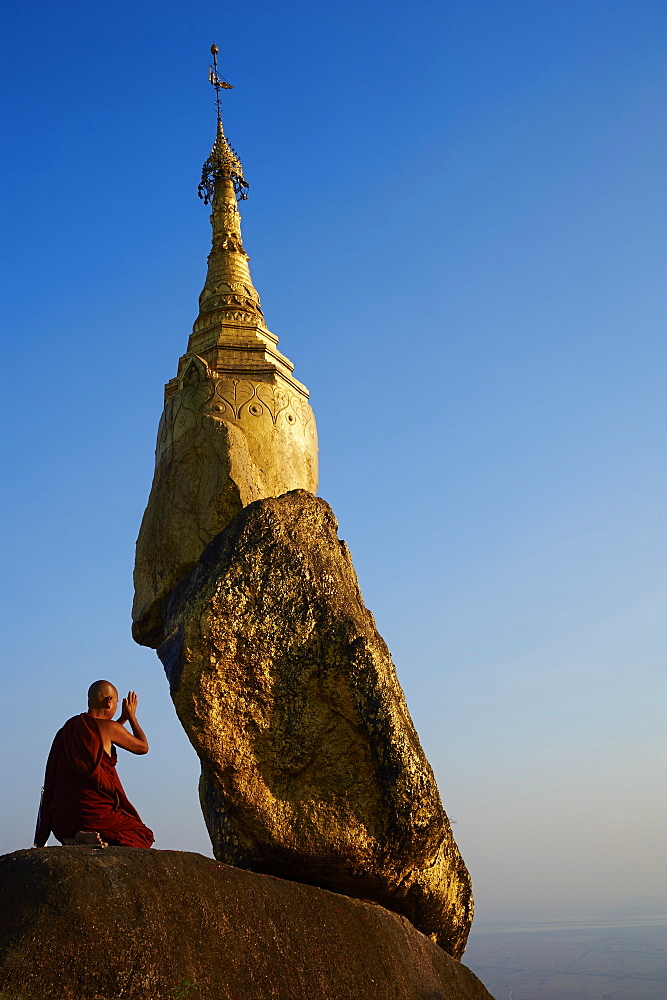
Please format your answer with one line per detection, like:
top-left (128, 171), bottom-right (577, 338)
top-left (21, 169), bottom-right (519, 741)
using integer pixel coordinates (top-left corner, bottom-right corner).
top-left (112, 692), bottom-right (149, 754)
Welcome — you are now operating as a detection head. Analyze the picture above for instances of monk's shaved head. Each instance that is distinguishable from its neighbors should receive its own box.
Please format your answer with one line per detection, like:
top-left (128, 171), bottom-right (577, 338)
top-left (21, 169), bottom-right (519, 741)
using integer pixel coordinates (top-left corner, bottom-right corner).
top-left (87, 680), bottom-right (118, 710)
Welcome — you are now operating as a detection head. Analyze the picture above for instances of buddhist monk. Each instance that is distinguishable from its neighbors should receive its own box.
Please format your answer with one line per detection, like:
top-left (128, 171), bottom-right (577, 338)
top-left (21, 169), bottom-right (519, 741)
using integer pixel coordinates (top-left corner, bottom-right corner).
top-left (33, 681), bottom-right (154, 849)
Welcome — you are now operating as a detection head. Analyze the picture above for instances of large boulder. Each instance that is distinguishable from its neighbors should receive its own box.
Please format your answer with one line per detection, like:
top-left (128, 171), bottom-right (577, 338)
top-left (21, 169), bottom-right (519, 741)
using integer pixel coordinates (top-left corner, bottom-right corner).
top-left (0, 848), bottom-right (493, 1000)
top-left (158, 491), bottom-right (473, 958)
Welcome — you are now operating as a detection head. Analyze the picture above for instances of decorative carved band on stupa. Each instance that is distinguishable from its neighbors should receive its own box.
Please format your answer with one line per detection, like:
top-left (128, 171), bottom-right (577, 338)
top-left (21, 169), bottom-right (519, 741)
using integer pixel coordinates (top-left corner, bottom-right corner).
top-left (157, 362), bottom-right (315, 462)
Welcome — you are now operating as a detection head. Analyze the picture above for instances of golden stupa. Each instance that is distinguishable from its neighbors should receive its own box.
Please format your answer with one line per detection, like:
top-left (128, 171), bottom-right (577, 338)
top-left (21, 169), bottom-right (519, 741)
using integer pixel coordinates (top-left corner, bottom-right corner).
top-left (133, 47), bottom-right (318, 646)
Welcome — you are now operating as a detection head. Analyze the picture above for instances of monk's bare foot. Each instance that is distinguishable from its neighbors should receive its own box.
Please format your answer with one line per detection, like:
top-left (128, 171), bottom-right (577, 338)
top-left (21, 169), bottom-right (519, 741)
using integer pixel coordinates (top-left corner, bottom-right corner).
top-left (69, 830), bottom-right (108, 848)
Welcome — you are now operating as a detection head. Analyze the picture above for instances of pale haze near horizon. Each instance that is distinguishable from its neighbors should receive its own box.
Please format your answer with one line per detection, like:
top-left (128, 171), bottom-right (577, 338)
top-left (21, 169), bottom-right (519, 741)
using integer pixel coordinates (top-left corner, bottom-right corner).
top-left (1, 0), bottom-right (665, 929)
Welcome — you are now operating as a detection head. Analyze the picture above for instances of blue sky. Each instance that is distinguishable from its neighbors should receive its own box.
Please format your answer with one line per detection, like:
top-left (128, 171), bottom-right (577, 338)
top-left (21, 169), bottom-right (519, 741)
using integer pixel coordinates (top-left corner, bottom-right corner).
top-left (2, 0), bottom-right (666, 926)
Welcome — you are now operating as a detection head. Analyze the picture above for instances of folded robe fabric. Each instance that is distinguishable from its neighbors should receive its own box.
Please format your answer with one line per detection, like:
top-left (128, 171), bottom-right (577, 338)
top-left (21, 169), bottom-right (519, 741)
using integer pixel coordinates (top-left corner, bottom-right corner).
top-left (34, 714), bottom-right (154, 848)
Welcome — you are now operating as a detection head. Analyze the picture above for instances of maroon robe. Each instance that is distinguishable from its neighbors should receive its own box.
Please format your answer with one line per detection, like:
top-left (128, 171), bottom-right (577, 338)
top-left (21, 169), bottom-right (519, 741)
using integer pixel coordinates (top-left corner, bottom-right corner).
top-left (34, 714), bottom-right (154, 848)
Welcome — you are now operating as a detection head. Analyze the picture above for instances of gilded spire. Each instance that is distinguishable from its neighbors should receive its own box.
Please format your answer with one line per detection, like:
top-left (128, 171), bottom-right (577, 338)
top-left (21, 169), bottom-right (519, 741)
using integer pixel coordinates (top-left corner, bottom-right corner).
top-left (194, 45), bottom-right (263, 331)
top-left (185, 45), bottom-right (298, 390)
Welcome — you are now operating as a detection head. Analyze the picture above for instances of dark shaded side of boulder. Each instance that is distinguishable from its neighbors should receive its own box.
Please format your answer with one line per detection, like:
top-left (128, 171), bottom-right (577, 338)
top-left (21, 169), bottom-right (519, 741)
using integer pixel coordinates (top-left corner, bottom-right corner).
top-left (158, 491), bottom-right (473, 958)
top-left (0, 848), bottom-right (494, 1000)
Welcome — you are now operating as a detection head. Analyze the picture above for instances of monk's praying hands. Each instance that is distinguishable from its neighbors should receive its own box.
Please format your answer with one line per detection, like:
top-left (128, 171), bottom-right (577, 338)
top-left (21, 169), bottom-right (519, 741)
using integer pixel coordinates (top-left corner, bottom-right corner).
top-left (119, 690), bottom-right (139, 723)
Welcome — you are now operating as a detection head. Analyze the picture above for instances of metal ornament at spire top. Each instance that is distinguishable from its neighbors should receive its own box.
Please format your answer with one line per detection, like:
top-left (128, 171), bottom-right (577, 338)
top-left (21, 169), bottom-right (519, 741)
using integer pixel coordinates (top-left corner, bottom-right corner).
top-left (198, 43), bottom-right (249, 205)
top-left (208, 43), bottom-right (233, 125)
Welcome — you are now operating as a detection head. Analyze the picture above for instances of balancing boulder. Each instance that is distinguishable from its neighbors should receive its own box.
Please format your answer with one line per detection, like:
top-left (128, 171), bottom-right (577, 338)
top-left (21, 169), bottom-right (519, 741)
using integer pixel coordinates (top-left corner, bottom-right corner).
top-left (159, 490), bottom-right (473, 958)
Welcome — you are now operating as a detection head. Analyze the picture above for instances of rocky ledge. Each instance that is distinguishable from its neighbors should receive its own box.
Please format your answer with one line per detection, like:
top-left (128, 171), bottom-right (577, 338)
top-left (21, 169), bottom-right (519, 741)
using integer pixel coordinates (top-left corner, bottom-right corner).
top-left (0, 847), bottom-right (494, 1000)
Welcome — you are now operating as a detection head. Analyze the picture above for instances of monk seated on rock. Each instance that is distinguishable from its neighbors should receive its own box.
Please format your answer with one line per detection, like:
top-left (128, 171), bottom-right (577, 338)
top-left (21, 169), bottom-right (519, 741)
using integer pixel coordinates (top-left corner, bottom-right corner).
top-left (34, 681), bottom-right (154, 849)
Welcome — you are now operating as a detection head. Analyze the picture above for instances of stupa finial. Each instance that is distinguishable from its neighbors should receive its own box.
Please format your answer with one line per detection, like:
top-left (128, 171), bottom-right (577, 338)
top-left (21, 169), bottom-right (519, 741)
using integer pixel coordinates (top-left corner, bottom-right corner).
top-left (198, 43), bottom-right (249, 204)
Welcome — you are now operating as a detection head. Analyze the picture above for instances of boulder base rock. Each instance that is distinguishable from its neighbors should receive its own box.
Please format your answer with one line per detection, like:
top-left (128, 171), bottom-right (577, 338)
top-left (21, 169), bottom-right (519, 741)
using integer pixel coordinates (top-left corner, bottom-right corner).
top-left (0, 848), bottom-right (493, 1000)
top-left (158, 490), bottom-right (473, 957)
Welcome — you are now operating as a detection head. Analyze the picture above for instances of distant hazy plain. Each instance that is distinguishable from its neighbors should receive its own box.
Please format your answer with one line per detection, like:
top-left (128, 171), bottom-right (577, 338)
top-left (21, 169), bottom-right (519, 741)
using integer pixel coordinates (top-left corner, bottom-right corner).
top-left (464, 920), bottom-right (667, 1000)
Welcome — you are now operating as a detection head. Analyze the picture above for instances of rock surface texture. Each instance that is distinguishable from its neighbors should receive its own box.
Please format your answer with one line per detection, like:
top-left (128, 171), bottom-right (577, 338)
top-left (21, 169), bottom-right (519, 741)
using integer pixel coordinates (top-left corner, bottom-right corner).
top-left (158, 491), bottom-right (474, 958)
top-left (0, 848), bottom-right (494, 1000)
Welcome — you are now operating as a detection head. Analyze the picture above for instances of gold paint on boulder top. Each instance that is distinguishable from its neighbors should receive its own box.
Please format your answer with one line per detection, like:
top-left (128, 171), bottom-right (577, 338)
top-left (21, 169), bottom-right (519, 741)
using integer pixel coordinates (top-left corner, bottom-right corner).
top-left (158, 491), bottom-right (474, 958)
top-left (132, 361), bottom-right (317, 647)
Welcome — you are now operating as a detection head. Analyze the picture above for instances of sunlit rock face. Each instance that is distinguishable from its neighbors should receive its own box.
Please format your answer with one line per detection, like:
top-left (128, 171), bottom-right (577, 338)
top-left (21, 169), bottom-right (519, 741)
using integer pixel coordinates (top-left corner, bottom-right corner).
top-left (158, 490), bottom-right (473, 958)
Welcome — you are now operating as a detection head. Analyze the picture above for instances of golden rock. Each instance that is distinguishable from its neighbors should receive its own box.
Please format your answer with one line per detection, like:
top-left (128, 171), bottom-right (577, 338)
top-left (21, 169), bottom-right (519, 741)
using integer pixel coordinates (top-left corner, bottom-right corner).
top-left (158, 491), bottom-right (474, 957)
